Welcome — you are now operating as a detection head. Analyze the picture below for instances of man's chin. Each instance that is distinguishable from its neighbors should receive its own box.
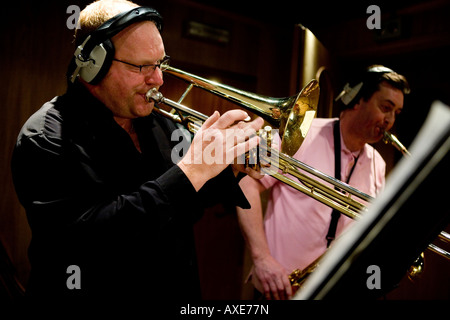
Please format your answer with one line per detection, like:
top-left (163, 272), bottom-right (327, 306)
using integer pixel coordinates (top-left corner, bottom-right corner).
top-left (371, 133), bottom-right (385, 144)
top-left (134, 101), bottom-right (155, 117)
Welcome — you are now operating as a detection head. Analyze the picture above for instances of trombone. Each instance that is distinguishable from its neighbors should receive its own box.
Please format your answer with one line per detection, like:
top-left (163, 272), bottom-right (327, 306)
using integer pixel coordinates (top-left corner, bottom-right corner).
top-left (146, 66), bottom-right (372, 220)
top-left (146, 66), bottom-right (449, 262)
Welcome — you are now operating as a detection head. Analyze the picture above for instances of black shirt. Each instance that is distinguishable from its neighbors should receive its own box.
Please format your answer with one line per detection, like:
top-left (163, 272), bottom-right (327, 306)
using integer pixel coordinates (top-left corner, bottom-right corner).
top-left (11, 83), bottom-right (249, 301)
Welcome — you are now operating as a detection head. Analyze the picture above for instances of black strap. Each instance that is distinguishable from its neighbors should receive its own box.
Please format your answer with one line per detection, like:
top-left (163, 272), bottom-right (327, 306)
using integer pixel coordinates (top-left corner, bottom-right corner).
top-left (326, 120), bottom-right (359, 247)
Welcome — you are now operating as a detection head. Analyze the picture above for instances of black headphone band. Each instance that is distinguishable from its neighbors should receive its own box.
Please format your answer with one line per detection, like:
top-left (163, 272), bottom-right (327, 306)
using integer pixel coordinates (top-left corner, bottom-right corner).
top-left (336, 65), bottom-right (397, 106)
top-left (80, 6), bottom-right (163, 60)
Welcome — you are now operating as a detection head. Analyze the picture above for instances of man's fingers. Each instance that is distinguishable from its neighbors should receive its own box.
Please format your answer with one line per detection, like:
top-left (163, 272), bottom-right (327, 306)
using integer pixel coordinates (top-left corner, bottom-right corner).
top-left (227, 135), bottom-right (260, 163)
top-left (210, 110), bottom-right (249, 129)
top-left (245, 167), bottom-right (264, 180)
top-left (274, 277), bottom-right (289, 300)
top-left (267, 275), bottom-right (293, 300)
top-left (284, 275), bottom-right (293, 299)
top-left (267, 281), bottom-right (279, 300)
top-left (200, 111), bottom-right (220, 131)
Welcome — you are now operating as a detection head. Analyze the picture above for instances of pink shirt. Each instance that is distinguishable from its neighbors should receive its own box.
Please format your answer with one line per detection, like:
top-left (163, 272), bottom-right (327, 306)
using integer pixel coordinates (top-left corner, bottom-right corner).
top-left (260, 118), bottom-right (385, 272)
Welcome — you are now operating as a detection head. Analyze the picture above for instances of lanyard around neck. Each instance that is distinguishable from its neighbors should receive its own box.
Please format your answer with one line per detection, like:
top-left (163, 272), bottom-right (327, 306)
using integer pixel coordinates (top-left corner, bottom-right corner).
top-left (327, 120), bottom-right (360, 247)
top-left (333, 120), bottom-right (360, 184)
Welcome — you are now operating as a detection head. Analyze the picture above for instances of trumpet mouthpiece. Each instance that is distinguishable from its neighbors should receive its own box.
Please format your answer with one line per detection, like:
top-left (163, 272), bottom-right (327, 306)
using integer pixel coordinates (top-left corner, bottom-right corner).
top-left (383, 131), bottom-right (411, 157)
top-left (145, 88), bottom-right (164, 103)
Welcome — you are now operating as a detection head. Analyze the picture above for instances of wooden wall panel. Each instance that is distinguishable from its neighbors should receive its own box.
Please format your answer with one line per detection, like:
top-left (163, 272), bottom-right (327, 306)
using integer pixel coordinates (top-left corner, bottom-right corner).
top-left (0, 1), bottom-right (76, 287)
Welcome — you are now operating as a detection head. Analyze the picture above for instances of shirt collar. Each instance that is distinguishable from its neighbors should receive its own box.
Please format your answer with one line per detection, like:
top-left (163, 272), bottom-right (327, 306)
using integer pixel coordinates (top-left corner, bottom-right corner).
top-left (339, 124), bottom-right (363, 159)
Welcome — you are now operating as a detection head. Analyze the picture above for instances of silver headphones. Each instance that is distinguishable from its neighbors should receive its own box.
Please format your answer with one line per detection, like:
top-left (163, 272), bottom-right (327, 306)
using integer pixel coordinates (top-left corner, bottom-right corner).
top-left (70, 7), bottom-right (163, 84)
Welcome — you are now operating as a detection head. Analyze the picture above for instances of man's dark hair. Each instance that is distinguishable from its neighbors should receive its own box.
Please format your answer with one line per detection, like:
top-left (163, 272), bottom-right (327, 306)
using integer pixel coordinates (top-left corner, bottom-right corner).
top-left (337, 65), bottom-right (410, 111)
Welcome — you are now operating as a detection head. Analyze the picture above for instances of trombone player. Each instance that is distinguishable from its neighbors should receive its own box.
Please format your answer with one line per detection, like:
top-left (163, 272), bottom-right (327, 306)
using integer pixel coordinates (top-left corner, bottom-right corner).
top-left (237, 65), bottom-right (410, 300)
top-left (11, 0), bottom-right (264, 300)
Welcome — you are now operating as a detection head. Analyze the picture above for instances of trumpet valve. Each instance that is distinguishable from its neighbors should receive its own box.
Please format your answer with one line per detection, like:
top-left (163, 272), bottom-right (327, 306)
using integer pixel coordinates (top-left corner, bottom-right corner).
top-left (245, 126), bottom-right (274, 171)
top-left (264, 126), bottom-right (272, 158)
top-left (245, 148), bottom-right (260, 171)
top-left (288, 260), bottom-right (320, 293)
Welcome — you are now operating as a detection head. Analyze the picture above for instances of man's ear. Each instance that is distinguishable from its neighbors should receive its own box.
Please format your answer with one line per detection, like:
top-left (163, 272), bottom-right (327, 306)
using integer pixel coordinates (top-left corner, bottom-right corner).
top-left (352, 97), bottom-right (364, 110)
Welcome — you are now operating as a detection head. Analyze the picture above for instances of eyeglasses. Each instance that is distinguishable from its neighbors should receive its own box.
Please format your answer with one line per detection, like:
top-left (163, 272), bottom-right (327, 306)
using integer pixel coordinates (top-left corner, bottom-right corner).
top-left (112, 55), bottom-right (170, 75)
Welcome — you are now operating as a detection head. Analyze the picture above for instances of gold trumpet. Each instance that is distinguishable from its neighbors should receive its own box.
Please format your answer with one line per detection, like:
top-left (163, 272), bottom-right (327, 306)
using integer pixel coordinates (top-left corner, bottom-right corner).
top-left (383, 131), bottom-right (411, 157)
top-left (147, 66), bottom-right (373, 220)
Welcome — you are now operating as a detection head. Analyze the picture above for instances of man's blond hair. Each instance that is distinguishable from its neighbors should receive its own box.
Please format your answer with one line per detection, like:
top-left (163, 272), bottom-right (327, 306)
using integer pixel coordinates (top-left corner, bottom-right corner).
top-left (74, 0), bottom-right (139, 46)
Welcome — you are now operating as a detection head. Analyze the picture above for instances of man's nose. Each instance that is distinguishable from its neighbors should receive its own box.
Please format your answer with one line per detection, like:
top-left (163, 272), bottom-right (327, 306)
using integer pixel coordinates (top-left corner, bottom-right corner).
top-left (145, 68), bottom-right (164, 86)
top-left (384, 111), bottom-right (395, 128)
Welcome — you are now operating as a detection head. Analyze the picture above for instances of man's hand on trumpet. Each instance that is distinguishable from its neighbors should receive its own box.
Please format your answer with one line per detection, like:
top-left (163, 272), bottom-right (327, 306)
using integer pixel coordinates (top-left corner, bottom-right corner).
top-left (177, 110), bottom-right (264, 191)
top-left (252, 254), bottom-right (293, 300)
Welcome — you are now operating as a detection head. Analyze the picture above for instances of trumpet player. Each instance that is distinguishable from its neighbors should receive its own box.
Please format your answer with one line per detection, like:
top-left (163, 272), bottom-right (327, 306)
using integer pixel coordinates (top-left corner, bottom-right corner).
top-left (11, 0), bottom-right (264, 301)
top-left (237, 65), bottom-right (410, 300)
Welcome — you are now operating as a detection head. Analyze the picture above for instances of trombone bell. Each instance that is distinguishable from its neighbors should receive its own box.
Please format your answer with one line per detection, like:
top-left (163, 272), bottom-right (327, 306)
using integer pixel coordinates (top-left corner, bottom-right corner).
top-left (280, 80), bottom-right (319, 156)
top-left (163, 66), bottom-right (319, 157)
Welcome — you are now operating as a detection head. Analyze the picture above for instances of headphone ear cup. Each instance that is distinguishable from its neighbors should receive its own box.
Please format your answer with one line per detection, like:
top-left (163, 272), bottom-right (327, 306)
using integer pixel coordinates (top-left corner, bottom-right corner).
top-left (79, 39), bottom-right (115, 84)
